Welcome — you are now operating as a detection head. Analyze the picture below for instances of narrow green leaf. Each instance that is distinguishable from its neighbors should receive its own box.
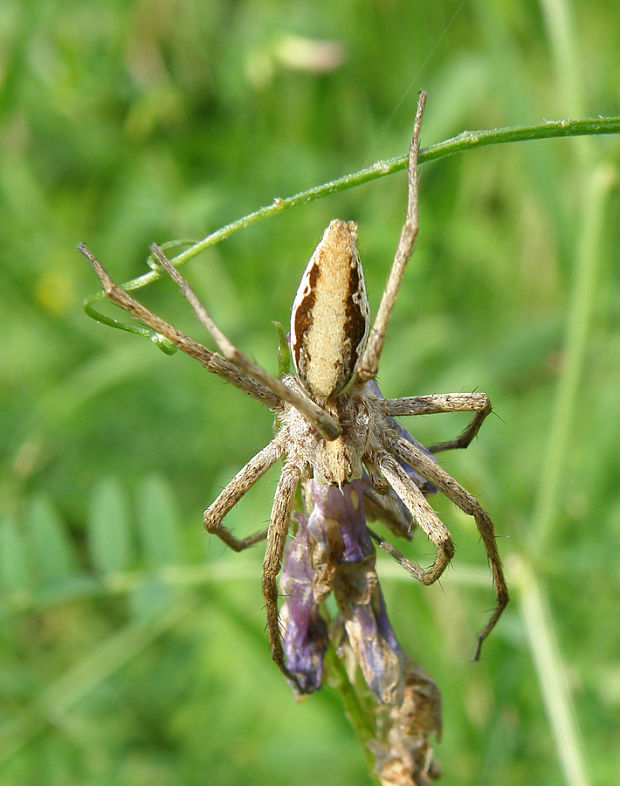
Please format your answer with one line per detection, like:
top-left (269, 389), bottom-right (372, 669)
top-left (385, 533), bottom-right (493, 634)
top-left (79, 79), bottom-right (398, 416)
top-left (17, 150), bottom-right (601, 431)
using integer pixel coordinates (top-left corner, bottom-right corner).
top-left (135, 474), bottom-right (182, 567)
top-left (24, 493), bottom-right (79, 583)
top-left (0, 512), bottom-right (30, 592)
top-left (87, 477), bottom-right (133, 575)
top-left (273, 320), bottom-right (291, 378)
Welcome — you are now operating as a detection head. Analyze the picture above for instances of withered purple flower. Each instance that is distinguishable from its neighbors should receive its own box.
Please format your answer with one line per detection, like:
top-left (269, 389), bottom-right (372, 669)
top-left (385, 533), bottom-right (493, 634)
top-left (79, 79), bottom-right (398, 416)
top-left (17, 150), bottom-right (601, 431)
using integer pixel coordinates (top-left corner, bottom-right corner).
top-left (281, 474), bottom-right (442, 783)
top-left (279, 511), bottom-right (329, 693)
top-left (281, 478), bottom-right (406, 704)
top-left (372, 653), bottom-right (442, 786)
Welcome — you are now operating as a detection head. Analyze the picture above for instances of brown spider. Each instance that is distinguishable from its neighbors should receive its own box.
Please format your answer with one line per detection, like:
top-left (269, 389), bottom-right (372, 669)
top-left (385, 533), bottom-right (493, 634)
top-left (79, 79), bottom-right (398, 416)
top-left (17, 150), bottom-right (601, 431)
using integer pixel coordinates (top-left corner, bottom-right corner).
top-left (79, 92), bottom-right (508, 690)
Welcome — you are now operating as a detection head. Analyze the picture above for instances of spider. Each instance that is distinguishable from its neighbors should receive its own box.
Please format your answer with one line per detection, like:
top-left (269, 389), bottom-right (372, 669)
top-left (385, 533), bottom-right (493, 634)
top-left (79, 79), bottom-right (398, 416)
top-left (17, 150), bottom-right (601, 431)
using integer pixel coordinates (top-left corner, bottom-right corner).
top-left (79, 91), bottom-right (508, 691)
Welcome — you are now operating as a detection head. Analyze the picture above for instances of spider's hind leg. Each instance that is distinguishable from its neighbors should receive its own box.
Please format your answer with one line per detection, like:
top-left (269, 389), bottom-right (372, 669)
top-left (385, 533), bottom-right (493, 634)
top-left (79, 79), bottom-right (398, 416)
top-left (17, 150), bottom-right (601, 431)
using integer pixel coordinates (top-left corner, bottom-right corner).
top-left (355, 90), bottom-right (427, 384)
top-left (377, 451), bottom-right (455, 585)
top-left (388, 433), bottom-right (509, 660)
top-left (78, 243), bottom-right (280, 409)
top-left (203, 437), bottom-right (284, 551)
top-left (150, 244), bottom-right (340, 441)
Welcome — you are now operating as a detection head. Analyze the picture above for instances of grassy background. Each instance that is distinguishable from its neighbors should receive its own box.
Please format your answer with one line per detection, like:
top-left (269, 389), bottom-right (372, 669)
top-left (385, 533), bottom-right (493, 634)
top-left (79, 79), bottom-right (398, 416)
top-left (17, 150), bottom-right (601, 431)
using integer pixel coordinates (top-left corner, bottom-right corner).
top-left (1, 1), bottom-right (619, 784)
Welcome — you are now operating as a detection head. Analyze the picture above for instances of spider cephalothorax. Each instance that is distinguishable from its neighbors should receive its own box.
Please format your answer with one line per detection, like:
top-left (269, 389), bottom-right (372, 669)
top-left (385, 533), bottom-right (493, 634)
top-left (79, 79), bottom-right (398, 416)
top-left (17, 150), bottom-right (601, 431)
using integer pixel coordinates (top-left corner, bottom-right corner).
top-left (79, 92), bottom-right (508, 692)
top-left (279, 375), bottom-right (373, 486)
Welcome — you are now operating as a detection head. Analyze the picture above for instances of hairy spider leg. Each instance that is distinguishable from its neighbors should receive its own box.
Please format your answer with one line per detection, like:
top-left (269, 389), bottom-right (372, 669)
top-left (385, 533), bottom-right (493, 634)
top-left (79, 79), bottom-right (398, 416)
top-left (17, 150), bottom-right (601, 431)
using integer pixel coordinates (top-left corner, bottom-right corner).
top-left (387, 433), bottom-right (509, 661)
top-left (203, 437), bottom-right (284, 550)
top-left (380, 392), bottom-right (492, 453)
top-left (262, 462), bottom-right (303, 690)
top-left (356, 91), bottom-right (426, 383)
top-left (77, 244), bottom-right (280, 410)
top-left (376, 452), bottom-right (455, 584)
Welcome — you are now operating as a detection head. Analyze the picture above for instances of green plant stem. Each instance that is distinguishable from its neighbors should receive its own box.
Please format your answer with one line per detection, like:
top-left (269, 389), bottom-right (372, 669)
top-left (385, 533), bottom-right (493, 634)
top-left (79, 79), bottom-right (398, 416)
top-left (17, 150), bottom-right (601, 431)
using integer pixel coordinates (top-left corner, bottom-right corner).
top-left (324, 645), bottom-right (381, 786)
top-left (521, 160), bottom-right (616, 786)
top-left (530, 163), bottom-right (616, 550)
top-left (539, 0), bottom-right (584, 122)
top-left (512, 555), bottom-right (590, 786)
top-left (0, 559), bottom-right (494, 617)
top-left (83, 115), bottom-right (620, 340)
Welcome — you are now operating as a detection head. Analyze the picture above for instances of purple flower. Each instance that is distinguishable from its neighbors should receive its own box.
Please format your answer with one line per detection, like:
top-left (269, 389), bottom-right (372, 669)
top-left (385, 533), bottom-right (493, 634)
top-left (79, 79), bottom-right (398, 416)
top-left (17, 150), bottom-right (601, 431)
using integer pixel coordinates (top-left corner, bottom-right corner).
top-left (280, 511), bottom-right (329, 694)
top-left (282, 479), bottom-right (405, 703)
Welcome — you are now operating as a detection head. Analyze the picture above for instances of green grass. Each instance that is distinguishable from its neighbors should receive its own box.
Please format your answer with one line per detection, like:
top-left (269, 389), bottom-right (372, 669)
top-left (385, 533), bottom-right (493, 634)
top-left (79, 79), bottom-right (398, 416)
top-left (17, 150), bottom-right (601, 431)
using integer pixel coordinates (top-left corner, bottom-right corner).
top-left (1, 1), bottom-right (619, 784)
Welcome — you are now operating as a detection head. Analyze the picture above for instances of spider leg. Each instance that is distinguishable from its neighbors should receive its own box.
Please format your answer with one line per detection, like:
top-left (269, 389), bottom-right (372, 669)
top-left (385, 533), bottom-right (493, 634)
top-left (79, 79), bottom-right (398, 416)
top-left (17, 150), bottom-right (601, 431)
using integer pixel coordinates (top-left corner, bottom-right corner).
top-left (388, 433), bottom-right (509, 660)
top-left (203, 436), bottom-right (285, 551)
top-left (381, 392), bottom-right (492, 453)
top-left (78, 244), bottom-right (280, 410)
top-left (356, 91), bottom-right (426, 383)
top-left (150, 244), bottom-right (340, 442)
top-left (367, 526), bottom-right (426, 578)
top-left (362, 480), bottom-right (413, 541)
top-left (262, 461), bottom-right (303, 690)
top-left (376, 452), bottom-right (455, 585)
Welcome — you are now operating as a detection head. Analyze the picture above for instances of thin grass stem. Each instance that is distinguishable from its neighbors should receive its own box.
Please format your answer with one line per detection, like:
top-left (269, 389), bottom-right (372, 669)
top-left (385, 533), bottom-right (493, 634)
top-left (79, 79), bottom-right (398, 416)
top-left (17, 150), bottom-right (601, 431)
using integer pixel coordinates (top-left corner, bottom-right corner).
top-left (531, 163), bottom-right (616, 550)
top-left (324, 646), bottom-right (382, 785)
top-left (524, 158), bottom-right (616, 786)
top-left (539, 0), bottom-right (584, 120)
top-left (512, 556), bottom-right (591, 786)
top-left (83, 116), bottom-right (620, 340)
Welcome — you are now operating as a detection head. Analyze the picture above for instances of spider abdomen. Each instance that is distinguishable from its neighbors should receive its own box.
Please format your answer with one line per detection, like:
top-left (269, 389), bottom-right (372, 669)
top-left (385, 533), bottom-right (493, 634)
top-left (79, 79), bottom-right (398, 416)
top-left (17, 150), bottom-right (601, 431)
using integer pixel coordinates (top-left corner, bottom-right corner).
top-left (290, 220), bottom-right (370, 400)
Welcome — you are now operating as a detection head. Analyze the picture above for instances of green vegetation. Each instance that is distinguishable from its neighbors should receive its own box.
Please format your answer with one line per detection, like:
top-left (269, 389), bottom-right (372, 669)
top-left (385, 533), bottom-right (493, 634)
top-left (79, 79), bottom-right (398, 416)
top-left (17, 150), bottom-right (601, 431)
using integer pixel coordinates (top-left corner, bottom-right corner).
top-left (1, 1), bottom-right (618, 784)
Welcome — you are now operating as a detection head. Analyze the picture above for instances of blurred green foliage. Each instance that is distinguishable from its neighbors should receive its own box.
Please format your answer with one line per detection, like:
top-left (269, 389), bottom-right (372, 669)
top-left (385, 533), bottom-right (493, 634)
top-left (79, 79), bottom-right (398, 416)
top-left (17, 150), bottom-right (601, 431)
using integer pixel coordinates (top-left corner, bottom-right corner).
top-left (1, 1), bottom-right (619, 784)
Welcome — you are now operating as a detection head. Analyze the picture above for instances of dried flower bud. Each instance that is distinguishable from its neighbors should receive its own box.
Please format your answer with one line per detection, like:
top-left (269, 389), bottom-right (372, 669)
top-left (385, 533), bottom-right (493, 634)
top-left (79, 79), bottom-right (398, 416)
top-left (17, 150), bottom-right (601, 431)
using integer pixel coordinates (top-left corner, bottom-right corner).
top-left (281, 513), bottom-right (329, 694)
top-left (372, 654), bottom-right (442, 786)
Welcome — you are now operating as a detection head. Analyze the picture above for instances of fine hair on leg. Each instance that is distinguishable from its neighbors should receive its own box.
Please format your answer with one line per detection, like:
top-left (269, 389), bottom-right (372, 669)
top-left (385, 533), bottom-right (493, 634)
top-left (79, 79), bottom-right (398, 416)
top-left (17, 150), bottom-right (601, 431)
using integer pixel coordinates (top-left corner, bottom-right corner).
top-left (380, 391), bottom-right (492, 453)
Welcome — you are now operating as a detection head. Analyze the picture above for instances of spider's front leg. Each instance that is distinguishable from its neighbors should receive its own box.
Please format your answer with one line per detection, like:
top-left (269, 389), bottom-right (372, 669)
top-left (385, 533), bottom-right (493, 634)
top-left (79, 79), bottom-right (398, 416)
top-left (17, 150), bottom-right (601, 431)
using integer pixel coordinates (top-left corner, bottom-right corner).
top-left (262, 461), bottom-right (303, 690)
top-left (354, 91), bottom-right (426, 384)
top-left (388, 433), bottom-right (509, 660)
top-left (381, 391), bottom-right (492, 453)
top-left (205, 439), bottom-right (304, 689)
top-left (78, 244), bottom-right (281, 410)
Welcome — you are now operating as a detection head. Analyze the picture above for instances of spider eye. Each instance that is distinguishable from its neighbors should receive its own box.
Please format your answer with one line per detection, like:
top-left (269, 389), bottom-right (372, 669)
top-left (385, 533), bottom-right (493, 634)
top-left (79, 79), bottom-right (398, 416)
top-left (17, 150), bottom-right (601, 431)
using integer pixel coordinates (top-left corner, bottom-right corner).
top-left (290, 220), bottom-right (370, 400)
